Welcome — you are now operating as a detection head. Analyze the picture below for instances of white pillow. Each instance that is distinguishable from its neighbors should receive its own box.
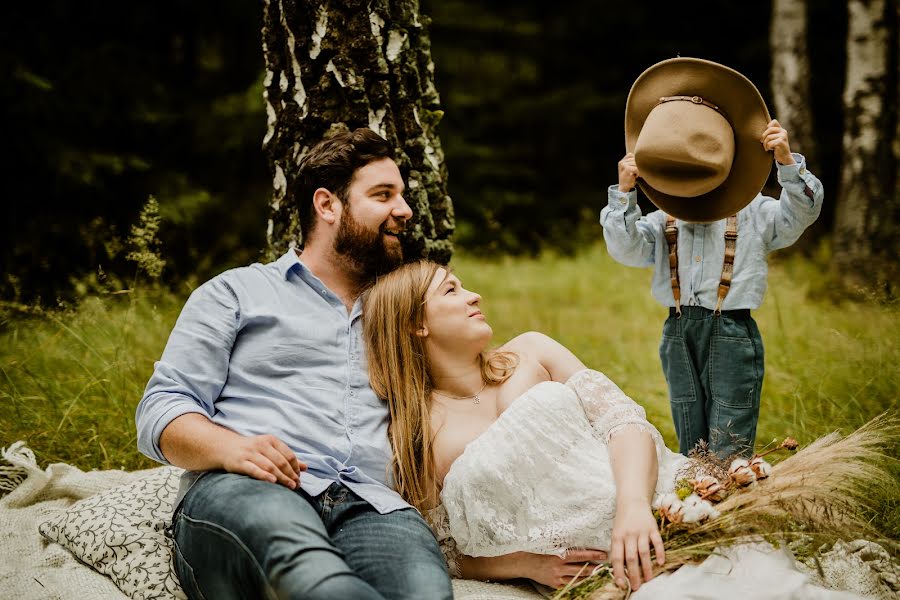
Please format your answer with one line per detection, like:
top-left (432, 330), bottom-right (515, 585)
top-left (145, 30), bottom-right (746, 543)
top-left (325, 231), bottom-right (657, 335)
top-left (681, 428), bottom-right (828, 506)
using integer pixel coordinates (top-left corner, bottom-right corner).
top-left (38, 466), bottom-right (186, 600)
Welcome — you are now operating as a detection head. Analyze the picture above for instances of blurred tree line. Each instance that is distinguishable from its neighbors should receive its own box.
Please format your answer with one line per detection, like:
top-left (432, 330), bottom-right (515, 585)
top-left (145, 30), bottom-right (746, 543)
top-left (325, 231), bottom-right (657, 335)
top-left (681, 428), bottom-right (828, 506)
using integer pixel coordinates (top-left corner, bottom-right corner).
top-left (0, 1), bottom-right (859, 302)
top-left (1, 1), bottom-right (269, 302)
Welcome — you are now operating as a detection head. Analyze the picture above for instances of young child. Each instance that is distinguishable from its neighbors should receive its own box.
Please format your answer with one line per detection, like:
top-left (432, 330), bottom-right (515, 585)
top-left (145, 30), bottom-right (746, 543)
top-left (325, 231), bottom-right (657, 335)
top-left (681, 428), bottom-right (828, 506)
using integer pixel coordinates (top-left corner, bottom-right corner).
top-left (600, 58), bottom-right (824, 459)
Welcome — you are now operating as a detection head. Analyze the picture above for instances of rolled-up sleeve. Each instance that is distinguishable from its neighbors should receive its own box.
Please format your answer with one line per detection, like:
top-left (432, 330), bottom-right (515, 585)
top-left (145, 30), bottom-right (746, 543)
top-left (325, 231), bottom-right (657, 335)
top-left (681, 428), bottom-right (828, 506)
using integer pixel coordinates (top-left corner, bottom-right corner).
top-left (600, 184), bottom-right (661, 267)
top-left (753, 153), bottom-right (824, 251)
top-left (135, 276), bottom-right (241, 463)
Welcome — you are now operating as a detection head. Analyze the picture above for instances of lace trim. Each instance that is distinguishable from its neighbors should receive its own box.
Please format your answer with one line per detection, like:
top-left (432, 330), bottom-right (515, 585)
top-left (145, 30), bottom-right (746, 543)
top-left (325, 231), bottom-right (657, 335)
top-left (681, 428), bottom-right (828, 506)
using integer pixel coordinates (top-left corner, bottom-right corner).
top-left (566, 369), bottom-right (666, 460)
top-left (425, 503), bottom-right (462, 577)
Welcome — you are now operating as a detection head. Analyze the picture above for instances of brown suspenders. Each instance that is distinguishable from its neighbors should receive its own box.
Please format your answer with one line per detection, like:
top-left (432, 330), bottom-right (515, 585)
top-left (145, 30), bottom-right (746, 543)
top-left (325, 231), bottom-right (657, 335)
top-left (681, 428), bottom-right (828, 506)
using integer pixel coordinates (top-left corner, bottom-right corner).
top-left (664, 215), bottom-right (738, 316)
top-left (664, 217), bottom-right (682, 315)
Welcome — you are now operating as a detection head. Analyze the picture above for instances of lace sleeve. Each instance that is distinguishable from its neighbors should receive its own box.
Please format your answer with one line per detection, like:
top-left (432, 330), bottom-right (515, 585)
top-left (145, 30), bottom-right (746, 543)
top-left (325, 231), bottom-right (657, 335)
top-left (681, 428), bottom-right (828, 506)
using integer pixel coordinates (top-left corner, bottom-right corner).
top-left (565, 369), bottom-right (665, 453)
top-left (424, 503), bottom-right (462, 578)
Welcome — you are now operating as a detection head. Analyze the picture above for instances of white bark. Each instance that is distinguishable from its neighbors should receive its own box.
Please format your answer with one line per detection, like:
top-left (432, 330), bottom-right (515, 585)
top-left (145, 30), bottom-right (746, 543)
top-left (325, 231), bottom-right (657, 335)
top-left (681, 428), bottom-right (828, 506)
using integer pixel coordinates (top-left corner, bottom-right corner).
top-left (833, 0), bottom-right (900, 293)
top-left (770, 0), bottom-right (816, 166)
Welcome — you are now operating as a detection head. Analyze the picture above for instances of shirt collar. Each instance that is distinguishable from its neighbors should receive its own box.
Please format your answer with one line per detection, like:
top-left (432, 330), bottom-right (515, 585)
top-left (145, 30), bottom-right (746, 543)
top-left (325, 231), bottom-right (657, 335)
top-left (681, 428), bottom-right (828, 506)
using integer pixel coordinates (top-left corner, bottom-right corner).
top-left (275, 247), bottom-right (303, 280)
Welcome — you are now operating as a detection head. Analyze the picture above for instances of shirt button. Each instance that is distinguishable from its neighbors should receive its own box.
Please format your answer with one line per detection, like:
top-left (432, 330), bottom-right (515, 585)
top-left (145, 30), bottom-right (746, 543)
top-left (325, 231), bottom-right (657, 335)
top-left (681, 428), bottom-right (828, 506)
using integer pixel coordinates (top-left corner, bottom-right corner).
top-left (695, 255), bottom-right (701, 263)
top-left (799, 167), bottom-right (807, 175)
top-left (619, 198), bottom-right (626, 205)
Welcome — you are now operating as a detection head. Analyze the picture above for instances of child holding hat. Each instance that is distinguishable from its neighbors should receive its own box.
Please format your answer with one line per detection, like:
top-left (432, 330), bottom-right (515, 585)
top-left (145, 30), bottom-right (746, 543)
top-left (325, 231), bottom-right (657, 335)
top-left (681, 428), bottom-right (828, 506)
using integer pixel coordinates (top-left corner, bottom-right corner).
top-left (600, 57), bottom-right (824, 459)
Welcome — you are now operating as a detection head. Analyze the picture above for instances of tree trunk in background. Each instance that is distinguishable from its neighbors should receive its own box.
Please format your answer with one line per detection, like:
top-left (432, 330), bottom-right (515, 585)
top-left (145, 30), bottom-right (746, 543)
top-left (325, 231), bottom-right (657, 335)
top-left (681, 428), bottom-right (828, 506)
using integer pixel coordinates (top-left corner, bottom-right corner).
top-left (833, 0), bottom-right (899, 297)
top-left (770, 0), bottom-right (816, 171)
top-left (260, 0), bottom-right (453, 263)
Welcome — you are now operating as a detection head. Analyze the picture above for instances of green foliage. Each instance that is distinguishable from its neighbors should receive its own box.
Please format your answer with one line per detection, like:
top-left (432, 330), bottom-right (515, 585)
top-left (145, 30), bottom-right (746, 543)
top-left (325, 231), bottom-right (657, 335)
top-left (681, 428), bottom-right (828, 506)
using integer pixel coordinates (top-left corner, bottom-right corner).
top-left (126, 196), bottom-right (166, 279)
top-left (0, 245), bottom-right (897, 532)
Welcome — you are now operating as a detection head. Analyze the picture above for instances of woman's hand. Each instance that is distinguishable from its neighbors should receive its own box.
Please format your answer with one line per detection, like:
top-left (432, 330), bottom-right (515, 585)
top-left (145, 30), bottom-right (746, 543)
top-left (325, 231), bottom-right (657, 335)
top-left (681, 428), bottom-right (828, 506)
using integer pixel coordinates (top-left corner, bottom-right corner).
top-left (464, 549), bottom-right (608, 589)
top-left (609, 501), bottom-right (665, 592)
top-left (522, 549), bottom-right (609, 589)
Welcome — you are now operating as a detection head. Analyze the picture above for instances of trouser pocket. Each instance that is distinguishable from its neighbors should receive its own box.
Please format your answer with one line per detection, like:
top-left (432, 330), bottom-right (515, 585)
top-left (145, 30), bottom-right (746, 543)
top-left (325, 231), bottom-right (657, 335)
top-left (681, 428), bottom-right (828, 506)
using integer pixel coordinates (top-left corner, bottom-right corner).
top-left (660, 318), bottom-right (703, 455)
top-left (708, 318), bottom-right (764, 457)
top-left (660, 318), bottom-right (697, 404)
top-left (172, 514), bottom-right (207, 600)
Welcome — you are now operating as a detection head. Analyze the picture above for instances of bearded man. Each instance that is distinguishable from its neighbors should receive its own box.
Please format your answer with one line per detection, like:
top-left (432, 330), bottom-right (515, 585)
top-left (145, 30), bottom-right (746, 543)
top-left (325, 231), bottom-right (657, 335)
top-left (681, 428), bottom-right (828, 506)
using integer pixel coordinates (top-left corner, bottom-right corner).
top-left (136, 128), bottom-right (453, 600)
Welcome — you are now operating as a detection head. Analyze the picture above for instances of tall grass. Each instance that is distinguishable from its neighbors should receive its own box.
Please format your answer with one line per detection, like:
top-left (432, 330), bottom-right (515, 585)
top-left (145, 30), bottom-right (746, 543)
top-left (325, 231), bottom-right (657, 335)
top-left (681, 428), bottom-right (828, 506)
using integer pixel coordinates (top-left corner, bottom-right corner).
top-left (0, 289), bottom-right (186, 470)
top-left (1, 244), bottom-right (897, 531)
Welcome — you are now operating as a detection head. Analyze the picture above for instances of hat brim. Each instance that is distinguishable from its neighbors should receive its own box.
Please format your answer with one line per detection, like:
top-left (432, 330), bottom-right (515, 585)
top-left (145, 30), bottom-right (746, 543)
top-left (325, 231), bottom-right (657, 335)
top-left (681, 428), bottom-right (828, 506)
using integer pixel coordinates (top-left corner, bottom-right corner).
top-left (625, 58), bottom-right (772, 222)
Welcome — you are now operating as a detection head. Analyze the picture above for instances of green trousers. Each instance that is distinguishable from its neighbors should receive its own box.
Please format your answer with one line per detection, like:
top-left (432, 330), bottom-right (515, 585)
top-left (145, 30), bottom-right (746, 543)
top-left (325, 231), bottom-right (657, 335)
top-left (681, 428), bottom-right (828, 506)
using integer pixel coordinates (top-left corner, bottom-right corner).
top-left (659, 306), bottom-right (764, 459)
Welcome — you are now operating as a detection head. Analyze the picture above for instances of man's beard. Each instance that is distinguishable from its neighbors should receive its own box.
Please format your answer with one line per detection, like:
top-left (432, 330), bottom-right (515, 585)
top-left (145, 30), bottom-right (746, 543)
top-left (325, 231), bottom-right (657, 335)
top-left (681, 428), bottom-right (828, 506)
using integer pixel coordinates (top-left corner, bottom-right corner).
top-left (333, 204), bottom-right (404, 280)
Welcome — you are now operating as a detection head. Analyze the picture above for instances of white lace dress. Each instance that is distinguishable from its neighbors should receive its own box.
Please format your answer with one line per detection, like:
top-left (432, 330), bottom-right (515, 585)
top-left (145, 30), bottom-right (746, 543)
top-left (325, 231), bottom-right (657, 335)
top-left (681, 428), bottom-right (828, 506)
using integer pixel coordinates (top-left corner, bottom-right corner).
top-left (428, 369), bottom-right (689, 566)
top-left (427, 370), bottom-right (877, 599)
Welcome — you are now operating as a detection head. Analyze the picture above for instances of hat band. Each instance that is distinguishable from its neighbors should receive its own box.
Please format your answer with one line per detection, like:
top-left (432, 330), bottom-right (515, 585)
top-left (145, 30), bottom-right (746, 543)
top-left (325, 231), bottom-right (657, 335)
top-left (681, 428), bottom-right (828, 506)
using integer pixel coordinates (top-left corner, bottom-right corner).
top-left (657, 95), bottom-right (725, 118)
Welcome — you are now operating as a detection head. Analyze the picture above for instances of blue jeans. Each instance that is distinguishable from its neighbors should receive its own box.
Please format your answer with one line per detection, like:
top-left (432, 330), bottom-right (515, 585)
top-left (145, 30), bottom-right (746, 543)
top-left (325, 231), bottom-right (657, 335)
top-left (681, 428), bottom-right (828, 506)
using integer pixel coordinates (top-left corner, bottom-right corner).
top-left (659, 306), bottom-right (764, 458)
top-left (171, 473), bottom-right (453, 600)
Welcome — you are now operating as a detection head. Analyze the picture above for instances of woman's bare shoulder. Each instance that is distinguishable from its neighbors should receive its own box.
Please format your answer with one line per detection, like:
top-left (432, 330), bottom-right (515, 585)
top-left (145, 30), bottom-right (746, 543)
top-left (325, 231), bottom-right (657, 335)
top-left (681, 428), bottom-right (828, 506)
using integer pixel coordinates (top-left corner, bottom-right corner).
top-left (498, 331), bottom-right (586, 383)
top-left (497, 331), bottom-right (555, 356)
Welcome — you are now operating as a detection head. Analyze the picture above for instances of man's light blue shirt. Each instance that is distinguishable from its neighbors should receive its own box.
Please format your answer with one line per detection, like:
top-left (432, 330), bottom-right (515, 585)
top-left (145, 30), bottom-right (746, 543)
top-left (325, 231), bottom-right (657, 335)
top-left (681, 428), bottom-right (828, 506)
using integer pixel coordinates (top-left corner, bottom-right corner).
top-left (599, 154), bottom-right (824, 310)
top-left (136, 250), bottom-right (407, 514)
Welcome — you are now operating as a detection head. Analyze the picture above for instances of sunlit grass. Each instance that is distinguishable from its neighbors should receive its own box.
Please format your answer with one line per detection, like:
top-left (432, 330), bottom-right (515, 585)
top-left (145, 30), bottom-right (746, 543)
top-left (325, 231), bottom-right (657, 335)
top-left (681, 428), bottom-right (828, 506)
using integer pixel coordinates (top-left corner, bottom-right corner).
top-left (0, 289), bottom-right (186, 470)
top-left (453, 245), bottom-right (900, 448)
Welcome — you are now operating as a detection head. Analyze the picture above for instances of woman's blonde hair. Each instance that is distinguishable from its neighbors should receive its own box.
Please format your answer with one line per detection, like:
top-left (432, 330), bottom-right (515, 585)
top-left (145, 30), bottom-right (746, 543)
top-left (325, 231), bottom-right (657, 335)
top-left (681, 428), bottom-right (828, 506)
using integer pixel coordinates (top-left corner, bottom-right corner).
top-left (363, 260), bottom-right (517, 512)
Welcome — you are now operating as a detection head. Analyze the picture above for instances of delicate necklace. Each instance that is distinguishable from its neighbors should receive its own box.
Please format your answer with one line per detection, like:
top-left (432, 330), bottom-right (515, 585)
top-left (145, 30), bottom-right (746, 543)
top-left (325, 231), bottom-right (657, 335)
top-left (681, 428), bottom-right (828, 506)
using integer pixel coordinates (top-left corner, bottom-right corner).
top-left (432, 381), bottom-right (488, 404)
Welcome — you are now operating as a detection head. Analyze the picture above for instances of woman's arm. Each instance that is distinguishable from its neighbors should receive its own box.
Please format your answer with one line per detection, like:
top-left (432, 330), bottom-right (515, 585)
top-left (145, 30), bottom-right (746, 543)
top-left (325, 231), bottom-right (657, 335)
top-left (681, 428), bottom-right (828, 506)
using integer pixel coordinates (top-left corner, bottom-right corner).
top-left (607, 428), bottom-right (665, 591)
top-left (509, 333), bottom-right (666, 591)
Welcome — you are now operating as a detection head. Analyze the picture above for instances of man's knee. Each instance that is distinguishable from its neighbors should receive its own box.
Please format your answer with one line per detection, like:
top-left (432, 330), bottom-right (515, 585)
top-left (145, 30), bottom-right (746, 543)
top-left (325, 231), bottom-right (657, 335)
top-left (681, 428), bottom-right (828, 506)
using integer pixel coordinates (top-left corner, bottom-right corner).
top-left (388, 563), bottom-right (454, 600)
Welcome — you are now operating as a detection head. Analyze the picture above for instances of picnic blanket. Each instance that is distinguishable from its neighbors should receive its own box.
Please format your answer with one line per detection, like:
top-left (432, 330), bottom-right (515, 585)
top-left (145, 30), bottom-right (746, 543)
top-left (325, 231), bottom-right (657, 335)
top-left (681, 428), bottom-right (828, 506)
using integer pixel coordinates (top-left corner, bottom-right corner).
top-left (0, 442), bottom-right (540, 600)
top-left (1, 441), bottom-right (896, 600)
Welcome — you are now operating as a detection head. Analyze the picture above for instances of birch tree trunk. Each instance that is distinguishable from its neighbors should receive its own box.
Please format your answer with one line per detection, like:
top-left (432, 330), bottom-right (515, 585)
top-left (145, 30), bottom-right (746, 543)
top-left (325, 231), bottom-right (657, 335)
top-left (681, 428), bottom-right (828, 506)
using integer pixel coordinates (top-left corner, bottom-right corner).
top-left (261, 0), bottom-right (453, 263)
top-left (770, 0), bottom-right (816, 170)
top-left (833, 0), bottom-right (900, 296)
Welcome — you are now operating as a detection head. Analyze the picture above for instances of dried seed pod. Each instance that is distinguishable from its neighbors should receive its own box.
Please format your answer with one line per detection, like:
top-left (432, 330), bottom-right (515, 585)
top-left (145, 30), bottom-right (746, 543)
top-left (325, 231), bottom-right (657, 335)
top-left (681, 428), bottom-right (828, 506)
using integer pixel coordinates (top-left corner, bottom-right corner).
top-left (690, 475), bottom-right (726, 502)
top-left (781, 437), bottom-right (799, 451)
top-left (728, 458), bottom-right (757, 487)
top-left (749, 456), bottom-right (772, 480)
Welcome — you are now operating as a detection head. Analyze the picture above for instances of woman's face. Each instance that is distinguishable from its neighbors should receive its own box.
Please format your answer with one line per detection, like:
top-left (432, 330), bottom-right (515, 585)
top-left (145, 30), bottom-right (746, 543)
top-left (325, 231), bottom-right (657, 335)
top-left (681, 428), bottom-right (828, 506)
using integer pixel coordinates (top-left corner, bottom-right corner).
top-left (422, 268), bottom-right (492, 348)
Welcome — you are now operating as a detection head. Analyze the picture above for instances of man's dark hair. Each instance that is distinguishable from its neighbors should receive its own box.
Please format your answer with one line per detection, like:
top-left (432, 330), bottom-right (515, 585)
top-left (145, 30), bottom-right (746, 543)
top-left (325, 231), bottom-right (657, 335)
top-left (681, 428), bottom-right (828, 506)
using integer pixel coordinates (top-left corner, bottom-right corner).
top-left (295, 128), bottom-right (395, 242)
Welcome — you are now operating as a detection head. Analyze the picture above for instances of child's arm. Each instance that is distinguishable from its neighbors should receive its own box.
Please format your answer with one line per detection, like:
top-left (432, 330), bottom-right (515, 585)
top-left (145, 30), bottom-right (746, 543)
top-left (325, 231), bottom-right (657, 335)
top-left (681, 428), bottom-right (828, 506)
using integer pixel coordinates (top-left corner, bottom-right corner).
top-left (754, 120), bottom-right (824, 250)
top-left (599, 153), bottom-right (663, 267)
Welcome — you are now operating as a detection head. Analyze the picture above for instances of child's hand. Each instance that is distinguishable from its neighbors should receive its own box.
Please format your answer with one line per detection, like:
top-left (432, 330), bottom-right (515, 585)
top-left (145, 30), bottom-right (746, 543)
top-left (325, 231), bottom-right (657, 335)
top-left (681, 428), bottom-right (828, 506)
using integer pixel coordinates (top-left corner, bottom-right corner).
top-left (760, 119), bottom-right (796, 165)
top-left (618, 153), bottom-right (639, 192)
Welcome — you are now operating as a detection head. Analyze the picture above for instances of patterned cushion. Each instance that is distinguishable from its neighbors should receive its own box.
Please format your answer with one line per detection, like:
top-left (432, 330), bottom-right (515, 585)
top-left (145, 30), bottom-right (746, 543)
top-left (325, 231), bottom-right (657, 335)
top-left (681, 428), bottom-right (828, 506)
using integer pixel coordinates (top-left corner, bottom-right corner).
top-left (38, 466), bottom-right (186, 600)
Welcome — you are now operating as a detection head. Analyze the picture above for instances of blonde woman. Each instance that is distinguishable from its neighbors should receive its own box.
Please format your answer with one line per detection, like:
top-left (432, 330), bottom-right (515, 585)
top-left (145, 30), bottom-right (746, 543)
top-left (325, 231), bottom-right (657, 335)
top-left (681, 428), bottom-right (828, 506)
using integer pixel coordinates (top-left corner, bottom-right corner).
top-left (363, 260), bottom-right (686, 592)
top-left (362, 261), bottom-right (885, 600)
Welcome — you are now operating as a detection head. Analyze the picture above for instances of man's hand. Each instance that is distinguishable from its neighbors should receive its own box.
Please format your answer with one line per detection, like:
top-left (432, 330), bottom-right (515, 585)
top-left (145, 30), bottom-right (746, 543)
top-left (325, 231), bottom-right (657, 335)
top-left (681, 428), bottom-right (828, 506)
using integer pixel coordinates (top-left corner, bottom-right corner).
top-left (221, 434), bottom-right (307, 489)
top-left (618, 153), bottom-right (640, 192)
top-left (761, 119), bottom-right (795, 165)
top-left (520, 549), bottom-right (609, 589)
top-left (609, 501), bottom-right (665, 592)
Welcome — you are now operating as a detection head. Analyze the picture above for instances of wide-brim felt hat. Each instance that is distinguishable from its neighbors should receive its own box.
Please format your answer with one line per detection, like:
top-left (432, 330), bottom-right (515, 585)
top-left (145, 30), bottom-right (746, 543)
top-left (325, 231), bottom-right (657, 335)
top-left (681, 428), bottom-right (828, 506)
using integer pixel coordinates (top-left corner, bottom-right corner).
top-left (625, 57), bottom-right (772, 222)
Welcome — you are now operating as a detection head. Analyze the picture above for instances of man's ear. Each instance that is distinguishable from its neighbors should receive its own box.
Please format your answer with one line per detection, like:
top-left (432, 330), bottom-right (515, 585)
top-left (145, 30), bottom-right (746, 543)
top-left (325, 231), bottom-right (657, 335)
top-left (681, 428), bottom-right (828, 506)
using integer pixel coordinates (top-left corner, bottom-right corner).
top-left (415, 325), bottom-right (429, 338)
top-left (313, 188), bottom-right (339, 225)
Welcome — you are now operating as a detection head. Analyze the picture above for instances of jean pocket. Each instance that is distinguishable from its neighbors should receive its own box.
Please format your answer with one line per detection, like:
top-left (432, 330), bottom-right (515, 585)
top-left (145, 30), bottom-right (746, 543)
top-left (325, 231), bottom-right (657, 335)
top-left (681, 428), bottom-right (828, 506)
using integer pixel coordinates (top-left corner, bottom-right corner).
top-left (660, 335), bottom-right (696, 404)
top-left (172, 517), bottom-right (208, 600)
top-left (710, 335), bottom-right (758, 408)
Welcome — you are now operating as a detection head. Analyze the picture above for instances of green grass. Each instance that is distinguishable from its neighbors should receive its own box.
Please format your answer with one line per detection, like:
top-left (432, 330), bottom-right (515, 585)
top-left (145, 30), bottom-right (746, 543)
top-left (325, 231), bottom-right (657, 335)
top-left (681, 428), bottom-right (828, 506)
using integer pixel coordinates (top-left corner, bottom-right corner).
top-left (1, 245), bottom-right (898, 533)
top-left (0, 288), bottom-right (188, 470)
top-left (453, 245), bottom-right (900, 448)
